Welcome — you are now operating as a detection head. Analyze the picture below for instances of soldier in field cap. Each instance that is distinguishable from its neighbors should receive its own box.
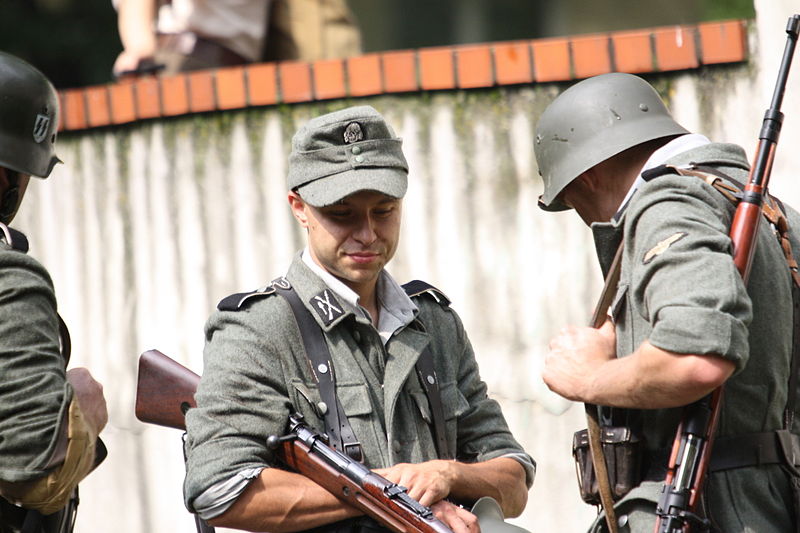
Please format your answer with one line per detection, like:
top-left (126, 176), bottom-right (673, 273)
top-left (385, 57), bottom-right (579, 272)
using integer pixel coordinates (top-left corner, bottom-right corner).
top-left (184, 105), bottom-right (535, 533)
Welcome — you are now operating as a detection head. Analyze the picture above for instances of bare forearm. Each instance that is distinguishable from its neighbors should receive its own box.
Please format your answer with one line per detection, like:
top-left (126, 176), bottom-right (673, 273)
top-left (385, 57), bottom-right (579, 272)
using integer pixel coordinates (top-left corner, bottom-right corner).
top-left (448, 457), bottom-right (528, 517)
top-left (544, 322), bottom-right (736, 409)
top-left (209, 468), bottom-right (360, 533)
top-left (582, 342), bottom-right (735, 408)
top-left (379, 457), bottom-right (528, 519)
top-left (116, 0), bottom-right (156, 54)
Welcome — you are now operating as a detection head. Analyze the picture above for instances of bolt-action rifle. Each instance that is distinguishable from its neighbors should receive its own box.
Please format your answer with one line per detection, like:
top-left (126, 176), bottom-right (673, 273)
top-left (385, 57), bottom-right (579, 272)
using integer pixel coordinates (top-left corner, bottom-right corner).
top-left (134, 349), bottom-right (454, 533)
top-left (655, 14), bottom-right (800, 533)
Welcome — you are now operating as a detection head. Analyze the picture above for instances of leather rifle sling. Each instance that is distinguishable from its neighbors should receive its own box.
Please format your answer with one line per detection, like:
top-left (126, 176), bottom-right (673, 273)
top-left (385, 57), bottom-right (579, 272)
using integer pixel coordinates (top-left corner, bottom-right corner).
top-left (275, 284), bottom-right (363, 461)
top-left (586, 241), bottom-right (624, 533)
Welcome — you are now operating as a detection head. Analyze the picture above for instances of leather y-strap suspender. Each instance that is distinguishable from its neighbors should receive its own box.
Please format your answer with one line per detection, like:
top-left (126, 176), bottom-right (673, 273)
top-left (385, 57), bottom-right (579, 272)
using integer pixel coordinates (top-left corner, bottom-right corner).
top-left (274, 279), bottom-right (452, 462)
top-left (402, 280), bottom-right (454, 460)
top-left (414, 342), bottom-right (453, 460)
top-left (273, 281), bottom-right (363, 461)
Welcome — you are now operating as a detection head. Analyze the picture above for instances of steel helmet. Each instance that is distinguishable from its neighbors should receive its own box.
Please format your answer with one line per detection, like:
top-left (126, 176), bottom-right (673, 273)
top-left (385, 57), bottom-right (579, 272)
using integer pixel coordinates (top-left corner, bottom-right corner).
top-left (535, 72), bottom-right (688, 211)
top-left (0, 52), bottom-right (61, 178)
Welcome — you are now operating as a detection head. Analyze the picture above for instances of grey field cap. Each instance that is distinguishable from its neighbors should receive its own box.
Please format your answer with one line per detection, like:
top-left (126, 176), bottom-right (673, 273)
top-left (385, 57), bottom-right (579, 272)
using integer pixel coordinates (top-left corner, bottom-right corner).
top-left (287, 105), bottom-right (409, 207)
top-left (534, 72), bottom-right (689, 211)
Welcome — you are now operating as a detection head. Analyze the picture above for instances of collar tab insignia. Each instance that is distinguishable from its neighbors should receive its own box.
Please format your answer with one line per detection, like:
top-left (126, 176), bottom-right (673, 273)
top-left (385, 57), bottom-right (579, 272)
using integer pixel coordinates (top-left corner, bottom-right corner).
top-left (311, 289), bottom-right (344, 325)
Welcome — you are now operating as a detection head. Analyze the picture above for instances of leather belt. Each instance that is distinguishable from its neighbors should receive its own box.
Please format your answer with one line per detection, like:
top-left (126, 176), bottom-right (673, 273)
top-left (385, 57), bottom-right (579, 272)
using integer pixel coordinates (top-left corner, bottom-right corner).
top-left (710, 430), bottom-right (800, 472)
top-left (645, 430), bottom-right (800, 480)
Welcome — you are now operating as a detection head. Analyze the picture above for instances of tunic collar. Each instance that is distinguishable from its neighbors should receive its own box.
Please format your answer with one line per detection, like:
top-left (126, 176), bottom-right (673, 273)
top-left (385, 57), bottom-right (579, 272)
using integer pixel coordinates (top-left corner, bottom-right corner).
top-left (300, 248), bottom-right (417, 344)
top-left (614, 133), bottom-right (711, 221)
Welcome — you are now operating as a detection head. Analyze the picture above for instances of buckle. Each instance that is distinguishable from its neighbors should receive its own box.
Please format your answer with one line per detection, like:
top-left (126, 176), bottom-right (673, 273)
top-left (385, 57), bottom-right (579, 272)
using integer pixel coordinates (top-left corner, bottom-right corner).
top-left (343, 441), bottom-right (363, 462)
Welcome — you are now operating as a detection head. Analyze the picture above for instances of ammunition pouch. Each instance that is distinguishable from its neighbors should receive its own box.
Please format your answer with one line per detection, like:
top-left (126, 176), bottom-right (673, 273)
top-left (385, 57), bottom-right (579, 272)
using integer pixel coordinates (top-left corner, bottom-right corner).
top-left (572, 426), bottom-right (643, 505)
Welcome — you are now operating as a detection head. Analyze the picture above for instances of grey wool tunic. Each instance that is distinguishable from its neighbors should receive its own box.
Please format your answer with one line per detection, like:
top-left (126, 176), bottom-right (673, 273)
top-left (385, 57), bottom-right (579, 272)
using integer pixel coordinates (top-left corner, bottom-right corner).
top-left (0, 231), bottom-right (71, 483)
top-left (183, 254), bottom-right (535, 513)
top-left (588, 143), bottom-right (798, 532)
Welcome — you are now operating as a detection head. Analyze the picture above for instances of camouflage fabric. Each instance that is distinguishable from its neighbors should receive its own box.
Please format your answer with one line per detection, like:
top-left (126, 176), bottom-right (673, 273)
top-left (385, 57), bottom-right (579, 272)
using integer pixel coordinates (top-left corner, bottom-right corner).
top-left (588, 142), bottom-right (798, 532)
top-left (0, 232), bottom-right (71, 484)
top-left (183, 254), bottom-right (534, 510)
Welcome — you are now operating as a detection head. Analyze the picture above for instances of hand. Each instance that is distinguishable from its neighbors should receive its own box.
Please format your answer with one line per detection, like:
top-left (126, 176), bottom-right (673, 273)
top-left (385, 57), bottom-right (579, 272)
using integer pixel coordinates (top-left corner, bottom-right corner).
top-left (430, 500), bottom-right (480, 533)
top-left (67, 368), bottom-right (108, 435)
top-left (112, 50), bottom-right (153, 77)
top-left (375, 460), bottom-right (455, 507)
top-left (542, 319), bottom-right (617, 402)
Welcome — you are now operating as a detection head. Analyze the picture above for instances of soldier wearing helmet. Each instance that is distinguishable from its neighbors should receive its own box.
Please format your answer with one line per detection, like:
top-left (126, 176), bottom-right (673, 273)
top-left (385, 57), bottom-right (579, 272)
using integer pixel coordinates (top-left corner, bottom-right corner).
top-left (0, 52), bottom-right (108, 533)
top-left (536, 73), bottom-right (799, 532)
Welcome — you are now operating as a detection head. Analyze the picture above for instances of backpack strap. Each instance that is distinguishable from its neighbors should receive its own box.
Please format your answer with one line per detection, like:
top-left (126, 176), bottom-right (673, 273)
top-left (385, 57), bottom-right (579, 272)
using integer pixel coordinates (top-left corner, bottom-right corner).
top-left (403, 280), bottom-right (454, 460)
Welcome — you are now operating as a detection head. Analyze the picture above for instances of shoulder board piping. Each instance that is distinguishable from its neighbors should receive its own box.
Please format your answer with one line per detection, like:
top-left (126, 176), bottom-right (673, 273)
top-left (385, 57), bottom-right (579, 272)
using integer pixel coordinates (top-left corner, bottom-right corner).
top-left (402, 280), bottom-right (451, 306)
top-left (0, 223), bottom-right (29, 253)
top-left (217, 285), bottom-right (277, 311)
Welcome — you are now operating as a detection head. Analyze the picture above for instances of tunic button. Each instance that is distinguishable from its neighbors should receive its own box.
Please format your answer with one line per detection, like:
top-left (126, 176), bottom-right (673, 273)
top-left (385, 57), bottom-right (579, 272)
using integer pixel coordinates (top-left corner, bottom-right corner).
top-left (392, 440), bottom-right (402, 453)
top-left (355, 155), bottom-right (365, 163)
top-left (353, 330), bottom-right (361, 343)
top-left (352, 146), bottom-right (362, 155)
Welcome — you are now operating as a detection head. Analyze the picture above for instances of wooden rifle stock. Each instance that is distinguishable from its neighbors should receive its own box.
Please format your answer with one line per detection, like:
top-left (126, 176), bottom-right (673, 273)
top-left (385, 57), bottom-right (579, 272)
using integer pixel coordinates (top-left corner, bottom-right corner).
top-left (655, 14), bottom-right (800, 533)
top-left (135, 349), bottom-right (198, 430)
top-left (134, 351), bottom-right (453, 533)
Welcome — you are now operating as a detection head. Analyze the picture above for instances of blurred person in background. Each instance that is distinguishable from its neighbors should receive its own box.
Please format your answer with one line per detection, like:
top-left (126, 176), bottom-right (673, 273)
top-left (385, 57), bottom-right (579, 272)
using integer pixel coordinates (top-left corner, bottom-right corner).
top-left (112, 0), bottom-right (361, 77)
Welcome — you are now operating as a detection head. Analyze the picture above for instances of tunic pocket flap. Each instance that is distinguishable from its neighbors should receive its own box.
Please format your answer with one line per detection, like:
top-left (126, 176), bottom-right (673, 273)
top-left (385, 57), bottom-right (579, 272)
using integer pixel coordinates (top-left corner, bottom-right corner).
top-left (410, 391), bottom-right (432, 424)
top-left (337, 383), bottom-right (373, 417)
top-left (440, 382), bottom-right (470, 420)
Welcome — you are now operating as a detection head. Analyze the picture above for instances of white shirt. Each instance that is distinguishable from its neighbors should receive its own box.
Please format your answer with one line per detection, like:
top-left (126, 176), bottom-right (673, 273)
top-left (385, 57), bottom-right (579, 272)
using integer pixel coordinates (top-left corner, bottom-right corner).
top-left (616, 133), bottom-right (712, 218)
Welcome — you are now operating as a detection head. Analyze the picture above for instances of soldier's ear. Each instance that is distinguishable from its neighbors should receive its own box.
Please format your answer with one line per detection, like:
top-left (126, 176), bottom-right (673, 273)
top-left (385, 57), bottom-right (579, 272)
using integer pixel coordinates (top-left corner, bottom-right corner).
top-left (288, 191), bottom-right (309, 227)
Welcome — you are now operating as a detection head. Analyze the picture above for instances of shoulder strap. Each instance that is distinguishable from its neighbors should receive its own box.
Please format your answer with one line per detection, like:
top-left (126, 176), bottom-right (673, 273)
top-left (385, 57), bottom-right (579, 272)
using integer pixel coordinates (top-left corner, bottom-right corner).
top-left (402, 280), bottom-right (454, 460)
top-left (272, 279), bottom-right (363, 462)
top-left (0, 223), bottom-right (29, 253)
top-left (217, 284), bottom-right (277, 311)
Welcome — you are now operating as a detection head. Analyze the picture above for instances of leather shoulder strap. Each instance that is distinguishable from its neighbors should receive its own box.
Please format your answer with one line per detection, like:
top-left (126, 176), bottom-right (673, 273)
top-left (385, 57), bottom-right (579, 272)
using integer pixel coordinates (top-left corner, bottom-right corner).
top-left (273, 279), bottom-right (363, 461)
top-left (402, 280), bottom-right (453, 460)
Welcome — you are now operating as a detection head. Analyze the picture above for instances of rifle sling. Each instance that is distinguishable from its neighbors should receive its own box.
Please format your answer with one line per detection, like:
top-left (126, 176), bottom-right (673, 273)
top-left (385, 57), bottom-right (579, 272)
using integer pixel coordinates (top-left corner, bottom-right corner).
top-left (586, 240), bottom-right (624, 533)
